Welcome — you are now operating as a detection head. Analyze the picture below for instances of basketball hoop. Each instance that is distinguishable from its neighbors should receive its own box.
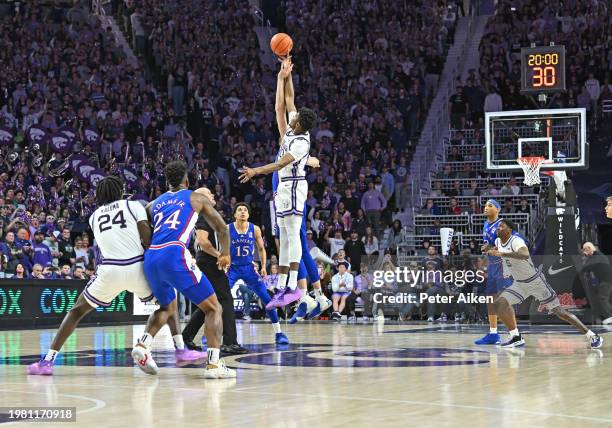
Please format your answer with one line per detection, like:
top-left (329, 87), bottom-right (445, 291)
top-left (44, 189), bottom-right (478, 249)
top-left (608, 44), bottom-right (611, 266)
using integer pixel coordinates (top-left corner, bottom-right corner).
top-left (517, 156), bottom-right (545, 186)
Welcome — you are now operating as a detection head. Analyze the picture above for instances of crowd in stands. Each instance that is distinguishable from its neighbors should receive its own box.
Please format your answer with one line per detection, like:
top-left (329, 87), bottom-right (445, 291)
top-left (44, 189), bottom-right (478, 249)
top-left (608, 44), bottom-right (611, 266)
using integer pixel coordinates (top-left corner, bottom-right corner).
top-left (0, 0), bottom-right (458, 280)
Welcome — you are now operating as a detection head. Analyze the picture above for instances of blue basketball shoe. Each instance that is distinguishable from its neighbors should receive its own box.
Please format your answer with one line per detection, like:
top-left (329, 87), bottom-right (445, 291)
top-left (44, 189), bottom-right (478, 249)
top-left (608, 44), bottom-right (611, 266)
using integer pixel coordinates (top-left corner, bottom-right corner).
top-left (474, 332), bottom-right (502, 345)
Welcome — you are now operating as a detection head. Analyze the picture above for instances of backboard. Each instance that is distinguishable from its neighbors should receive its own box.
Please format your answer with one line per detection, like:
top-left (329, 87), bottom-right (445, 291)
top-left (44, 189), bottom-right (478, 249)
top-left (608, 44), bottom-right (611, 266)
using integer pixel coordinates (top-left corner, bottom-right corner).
top-left (485, 108), bottom-right (587, 171)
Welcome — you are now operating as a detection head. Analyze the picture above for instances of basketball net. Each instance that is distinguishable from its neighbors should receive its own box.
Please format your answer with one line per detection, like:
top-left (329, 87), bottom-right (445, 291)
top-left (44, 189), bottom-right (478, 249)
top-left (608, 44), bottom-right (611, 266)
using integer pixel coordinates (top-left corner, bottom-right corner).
top-left (517, 157), bottom-right (567, 198)
top-left (517, 157), bottom-right (545, 186)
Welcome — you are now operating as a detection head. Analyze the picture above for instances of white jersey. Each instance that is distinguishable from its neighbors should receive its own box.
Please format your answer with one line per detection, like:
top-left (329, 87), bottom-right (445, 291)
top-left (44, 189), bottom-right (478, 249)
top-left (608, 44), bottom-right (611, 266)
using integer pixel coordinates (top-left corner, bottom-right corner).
top-left (277, 123), bottom-right (310, 180)
top-left (89, 199), bottom-right (148, 262)
top-left (495, 235), bottom-right (538, 281)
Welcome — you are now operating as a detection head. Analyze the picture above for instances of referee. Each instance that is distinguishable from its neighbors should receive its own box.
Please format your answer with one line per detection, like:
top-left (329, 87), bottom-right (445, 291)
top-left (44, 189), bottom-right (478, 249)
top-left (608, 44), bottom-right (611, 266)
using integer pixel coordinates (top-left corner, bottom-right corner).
top-left (182, 188), bottom-right (248, 355)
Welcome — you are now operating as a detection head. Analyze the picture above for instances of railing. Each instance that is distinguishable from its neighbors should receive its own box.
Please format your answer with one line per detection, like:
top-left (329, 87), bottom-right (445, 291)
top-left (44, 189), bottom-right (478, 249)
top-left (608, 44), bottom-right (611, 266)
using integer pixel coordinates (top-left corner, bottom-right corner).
top-left (408, 13), bottom-right (476, 216)
top-left (417, 194), bottom-right (540, 209)
top-left (431, 176), bottom-right (550, 189)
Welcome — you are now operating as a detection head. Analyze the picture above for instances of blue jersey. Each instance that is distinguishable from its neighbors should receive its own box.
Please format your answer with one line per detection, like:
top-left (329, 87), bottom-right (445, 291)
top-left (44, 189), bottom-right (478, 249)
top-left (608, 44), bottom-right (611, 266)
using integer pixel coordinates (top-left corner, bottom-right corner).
top-left (272, 150), bottom-right (280, 193)
top-left (483, 218), bottom-right (505, 278)
top-left (150, 189), bottom-right (198, 246)
top-left (230, 222), bottom-right (256, 266)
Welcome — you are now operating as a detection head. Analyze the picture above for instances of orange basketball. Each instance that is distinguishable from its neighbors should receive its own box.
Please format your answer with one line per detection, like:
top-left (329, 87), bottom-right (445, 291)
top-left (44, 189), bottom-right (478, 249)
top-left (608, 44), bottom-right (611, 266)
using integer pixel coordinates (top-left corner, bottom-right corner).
top-left (270, 33), bottom-right (293, 57)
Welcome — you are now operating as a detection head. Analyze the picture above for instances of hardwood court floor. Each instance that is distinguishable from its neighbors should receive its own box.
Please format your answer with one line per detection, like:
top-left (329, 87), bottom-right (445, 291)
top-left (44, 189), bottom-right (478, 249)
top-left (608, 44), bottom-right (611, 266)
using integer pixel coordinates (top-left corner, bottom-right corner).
top-left (1, 321), bottom-right (611, 428)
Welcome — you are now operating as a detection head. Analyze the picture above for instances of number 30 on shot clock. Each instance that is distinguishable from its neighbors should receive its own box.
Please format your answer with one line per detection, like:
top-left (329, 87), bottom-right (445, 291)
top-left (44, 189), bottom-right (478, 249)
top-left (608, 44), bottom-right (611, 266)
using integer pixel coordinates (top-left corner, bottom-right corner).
top-left (520, 45), bottom-right (566, 93)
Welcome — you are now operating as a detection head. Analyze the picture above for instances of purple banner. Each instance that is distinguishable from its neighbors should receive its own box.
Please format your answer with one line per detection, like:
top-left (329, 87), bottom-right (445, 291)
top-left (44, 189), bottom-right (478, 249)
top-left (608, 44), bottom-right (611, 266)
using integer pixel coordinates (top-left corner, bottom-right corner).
top-left (69, 154), bottom-right (89, 174)
top-left (59, 127), bottom-right (78, 145)
top-left (50, 132), bottom-right (72, 154)
top-left (88, 169), bottom-right (107, 187)
top-left (83, 126), bottom-right (101, 148)
top-left (0, 127), bottom-right (14, 146)
top-left (27, 125), bottom-right (48, 145)
top-left (121, 166), bottom-right (139, 187)
top-left (75, 162), bottom-right (97, 182)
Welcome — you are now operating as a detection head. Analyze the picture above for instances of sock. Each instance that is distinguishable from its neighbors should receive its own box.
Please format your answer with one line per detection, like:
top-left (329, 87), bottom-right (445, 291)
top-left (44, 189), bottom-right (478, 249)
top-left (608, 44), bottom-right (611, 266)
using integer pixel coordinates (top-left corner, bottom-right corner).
top-left (139, 333), bottom-right (153, 349)
top-left (272, 322), bottom-right (282, 334)
top-left (314, 287), bottom-right (323, 298)
top-left (173, 335), bottom-right (185, 350)
top-left (489, 327), bottom-right (497, 334)
top-left (509, 328), bottom-right (519, 337)
top-left (278, 273), bottom-right (288, 289)
top-left (300, 288), bottom-right (307, 297)
top-left (287, 271), bottom-right (298, 290)
top-left (207, 348), bottom-right (220, 365)
top-left (44, 349), bottom-right (58, 362)
top-left (586, 330), bottom-right (596, 338)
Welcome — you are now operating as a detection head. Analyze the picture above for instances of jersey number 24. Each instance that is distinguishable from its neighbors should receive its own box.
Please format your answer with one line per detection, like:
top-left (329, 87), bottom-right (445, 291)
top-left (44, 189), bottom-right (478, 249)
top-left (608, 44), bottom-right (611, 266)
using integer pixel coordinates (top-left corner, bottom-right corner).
top-left (153, 210), bottom-right (181, 233)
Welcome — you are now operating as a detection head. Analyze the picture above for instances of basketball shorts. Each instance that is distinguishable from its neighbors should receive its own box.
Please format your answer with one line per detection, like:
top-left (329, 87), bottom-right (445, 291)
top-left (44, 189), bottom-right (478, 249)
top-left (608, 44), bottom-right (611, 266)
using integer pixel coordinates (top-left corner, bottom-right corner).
top-left (484, 275), bottom-right (513, 295)
top-left (275, 179), bottom-right (307, 219)
top-left (144, 242), bottom-right (215, 306)
top-left (499, 272), bottom-right (560, 311)
top-left (83, 257), bottom-right (154, 308)
top-left (227, 264), bottom-right (265, 289)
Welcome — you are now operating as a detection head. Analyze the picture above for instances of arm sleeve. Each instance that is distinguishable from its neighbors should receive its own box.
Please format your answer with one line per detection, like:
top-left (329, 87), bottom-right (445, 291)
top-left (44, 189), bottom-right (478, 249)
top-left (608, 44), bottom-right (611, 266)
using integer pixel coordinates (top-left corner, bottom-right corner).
top-left (129, 201), bottom-right (148, 222)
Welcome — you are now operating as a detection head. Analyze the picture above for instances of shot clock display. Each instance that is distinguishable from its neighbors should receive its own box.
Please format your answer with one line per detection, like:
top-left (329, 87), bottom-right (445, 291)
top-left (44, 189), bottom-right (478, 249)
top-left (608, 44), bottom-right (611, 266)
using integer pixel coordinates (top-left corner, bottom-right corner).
top-left (521, 45), bottom-right (566, 93)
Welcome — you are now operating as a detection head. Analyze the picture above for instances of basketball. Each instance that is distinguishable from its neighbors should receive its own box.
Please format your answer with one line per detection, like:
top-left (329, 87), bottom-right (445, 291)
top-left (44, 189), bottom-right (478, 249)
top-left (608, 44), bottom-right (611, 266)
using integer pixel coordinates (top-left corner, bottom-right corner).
top-left (270, 33), bottom-right (293, 57)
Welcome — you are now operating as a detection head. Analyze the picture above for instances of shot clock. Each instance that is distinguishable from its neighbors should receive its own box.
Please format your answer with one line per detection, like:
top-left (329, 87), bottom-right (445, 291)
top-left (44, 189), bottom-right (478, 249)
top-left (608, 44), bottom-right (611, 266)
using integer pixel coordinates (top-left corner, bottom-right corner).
top-left (520, 45), bottom-right (566, 93)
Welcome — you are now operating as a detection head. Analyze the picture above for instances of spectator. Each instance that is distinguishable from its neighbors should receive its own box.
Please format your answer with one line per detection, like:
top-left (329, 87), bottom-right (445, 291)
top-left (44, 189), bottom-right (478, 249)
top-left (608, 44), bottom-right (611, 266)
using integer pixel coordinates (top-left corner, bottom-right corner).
top-left (331, 262), bottom-right (354, 321)
top-left (500, 177), bottom-right (520, 196)
top-left (422, 246), bottom-right (443, 270)
top-left (501, 199), bottom-right (515, 214)
top-left (448, 197), bottom-right (462, 215)
top-left (361, 182), bottom-right (387, 237)
top-left (12, 263), bottom-right (27, 279)
top-left (334, 249), bottom-right (352, 273)
top-left (346, 263), bottom-right (371, 321)
top-left (516, 198), bottom-right (530, 214)
top-left (483, 86), bottom-right (503, 112)
top-left (351, 209), bottom-right (368, 238)
top-left (449, 86), bottom-right (468, 129)
top-left (32, 230), bottom-right (53, 268)
top-left (387, 220), bottom-right (405, 254)
top-left (344, 231), bottom-right (365, 274)
top-left (58, 229), bottom-right (76, 267)
top-left (30, 264), bottom-right (45, 279)
top-left (327, 228), bottom-right (347, 258)
top-left (481, 181), bottom-right (499, 196)
top-left (72, 267), bottom-right (86, 280)
top-left (581, 242), bottom-right (612, 324)
top-left (59, 265), bottom-right (73, 279)
top-left (362, 227), bottom-right (380, 256)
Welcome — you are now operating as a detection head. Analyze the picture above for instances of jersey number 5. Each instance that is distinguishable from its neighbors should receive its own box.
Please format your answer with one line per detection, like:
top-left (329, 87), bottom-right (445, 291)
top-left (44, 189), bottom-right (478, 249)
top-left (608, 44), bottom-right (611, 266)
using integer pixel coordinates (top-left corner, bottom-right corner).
top-left (99, 211), bottom-right (127, 233)
top-left (153, 210), bottom-right (181, 233)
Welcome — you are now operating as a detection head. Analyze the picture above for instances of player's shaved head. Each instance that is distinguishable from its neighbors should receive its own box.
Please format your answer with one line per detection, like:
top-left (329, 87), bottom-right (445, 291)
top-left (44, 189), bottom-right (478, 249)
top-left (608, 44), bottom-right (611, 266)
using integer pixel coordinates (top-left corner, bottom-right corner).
top-left (195, 187), bottom-right (215, 205)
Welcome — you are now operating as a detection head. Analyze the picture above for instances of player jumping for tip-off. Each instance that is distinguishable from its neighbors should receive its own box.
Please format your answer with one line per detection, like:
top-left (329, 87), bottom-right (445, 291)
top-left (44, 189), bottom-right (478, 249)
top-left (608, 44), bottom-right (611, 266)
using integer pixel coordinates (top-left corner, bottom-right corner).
top-left (239, 57), bottom-right (317, 309)
top-left (488, 219), bottom-right (602, 349)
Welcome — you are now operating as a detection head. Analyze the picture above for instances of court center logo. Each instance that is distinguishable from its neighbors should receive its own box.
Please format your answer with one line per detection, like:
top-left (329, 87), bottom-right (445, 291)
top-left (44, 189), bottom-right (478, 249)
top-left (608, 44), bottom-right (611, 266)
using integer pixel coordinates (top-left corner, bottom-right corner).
top-left (234, 344), bottom-right (490, 368)
top-left (9, 344), bottom-right (490, 369)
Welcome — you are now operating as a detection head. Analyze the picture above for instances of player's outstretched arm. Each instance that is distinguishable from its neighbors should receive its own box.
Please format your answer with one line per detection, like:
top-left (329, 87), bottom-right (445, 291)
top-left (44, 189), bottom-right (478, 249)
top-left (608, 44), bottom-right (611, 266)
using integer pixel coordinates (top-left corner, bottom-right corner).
top-left (276, 58), bottom-right (292, 137)
top-left (190, 193), bottom-right (230, 270)
top-left (284, 62), bottom-right (296, 115)
top-left (238, 152), bottom-right (295, 183)
top-left (254, 225), bottom-right (267, 277)
top-left (500, 245), bottom-right (530, 260)
top-left (306, 156), bottom-right (320, 168)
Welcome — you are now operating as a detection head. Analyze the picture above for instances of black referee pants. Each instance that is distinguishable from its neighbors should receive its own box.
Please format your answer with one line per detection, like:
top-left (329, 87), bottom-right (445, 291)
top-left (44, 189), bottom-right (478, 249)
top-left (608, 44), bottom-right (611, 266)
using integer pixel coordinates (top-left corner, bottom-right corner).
top-left (182, 264), bottom-right (239, 346)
